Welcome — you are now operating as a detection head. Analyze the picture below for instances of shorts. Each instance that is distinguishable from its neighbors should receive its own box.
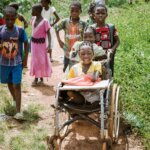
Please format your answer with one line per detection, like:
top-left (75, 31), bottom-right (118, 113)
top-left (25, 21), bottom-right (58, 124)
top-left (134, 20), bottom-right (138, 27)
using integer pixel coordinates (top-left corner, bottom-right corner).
top-left (0, 64), bottom-right (22, 84)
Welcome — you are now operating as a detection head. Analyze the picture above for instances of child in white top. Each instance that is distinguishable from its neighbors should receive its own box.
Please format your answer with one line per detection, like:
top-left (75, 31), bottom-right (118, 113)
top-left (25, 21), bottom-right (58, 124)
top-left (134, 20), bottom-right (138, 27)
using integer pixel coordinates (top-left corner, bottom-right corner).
top-left (41, 0), bottom-right (60, 62)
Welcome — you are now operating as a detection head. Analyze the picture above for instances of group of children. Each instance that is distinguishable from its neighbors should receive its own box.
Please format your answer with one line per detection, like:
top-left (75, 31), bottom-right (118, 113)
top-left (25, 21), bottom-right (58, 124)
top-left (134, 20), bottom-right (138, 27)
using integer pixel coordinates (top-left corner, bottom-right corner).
top-left (0, 1), bottom-right (120, 119)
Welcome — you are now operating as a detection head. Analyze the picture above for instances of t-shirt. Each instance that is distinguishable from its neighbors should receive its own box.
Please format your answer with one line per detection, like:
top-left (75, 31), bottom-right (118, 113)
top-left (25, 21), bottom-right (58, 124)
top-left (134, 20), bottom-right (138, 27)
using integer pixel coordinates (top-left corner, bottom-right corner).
top-left (70, 41), bottom-right (105, 62)
top-left (55, 18), bottom-right (87, 58)
top-left (67, 61), bottom-right (102, 104)
top-left (41, 6), bottom-right (56, 24)
top-left (0, 25), bottom-right (28, 66)
top-left (91, 24), bottom-right (118, 50)
top-left (67, 61), bottom-right (102, 79)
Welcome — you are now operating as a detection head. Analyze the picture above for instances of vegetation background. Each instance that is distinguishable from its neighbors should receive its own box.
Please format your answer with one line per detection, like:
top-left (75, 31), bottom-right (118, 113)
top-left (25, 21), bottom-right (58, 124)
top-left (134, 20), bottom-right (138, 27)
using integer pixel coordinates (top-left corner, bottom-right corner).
top-left (0, 0), bottom-right (150, 149)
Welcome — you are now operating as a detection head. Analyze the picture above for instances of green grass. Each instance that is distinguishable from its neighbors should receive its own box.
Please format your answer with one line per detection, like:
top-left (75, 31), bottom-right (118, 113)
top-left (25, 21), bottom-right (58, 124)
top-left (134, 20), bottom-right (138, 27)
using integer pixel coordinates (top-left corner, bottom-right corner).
top-left (0, 1), bottom-right (150, 149)
top-left (107, 2), bottom-right (150, 148)
top-left (9, 126), bottom-right (48, 150)
top-left (0, 84), bottom-right (45, 149)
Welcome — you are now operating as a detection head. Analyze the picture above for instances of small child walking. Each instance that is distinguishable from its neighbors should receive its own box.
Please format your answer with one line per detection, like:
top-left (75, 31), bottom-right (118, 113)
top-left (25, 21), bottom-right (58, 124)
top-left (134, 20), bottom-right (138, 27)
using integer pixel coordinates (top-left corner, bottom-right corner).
top-left (0, 6), bottom-right (28, 119)
top-left (92, 4), bottom-right (120, 76)
top-left (30, 3), bottom-right (52, 86)
top-left (55, 1), bottom-right (87, 72)
top-left (41, 0), bottom-right (60, 62)
top-left (66, 41), bottom-right (102, 104)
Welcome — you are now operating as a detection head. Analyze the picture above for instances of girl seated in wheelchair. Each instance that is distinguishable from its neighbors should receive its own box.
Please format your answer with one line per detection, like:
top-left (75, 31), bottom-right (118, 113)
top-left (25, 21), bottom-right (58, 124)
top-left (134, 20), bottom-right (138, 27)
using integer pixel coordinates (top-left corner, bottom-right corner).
top-left (66, 41), bottom-right (104, 105)
top-left (69, 26), bottom-right (106, 68)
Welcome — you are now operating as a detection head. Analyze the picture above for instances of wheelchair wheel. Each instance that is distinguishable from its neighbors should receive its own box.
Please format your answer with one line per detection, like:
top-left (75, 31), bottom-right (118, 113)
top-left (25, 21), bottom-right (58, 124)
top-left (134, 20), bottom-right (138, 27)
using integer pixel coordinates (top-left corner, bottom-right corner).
top-left (114, 86), bottom-right (120, 142)
top-left (108, 84), bottom-right (120, 142)
top-left (54, 107), bottom-right (70, 138)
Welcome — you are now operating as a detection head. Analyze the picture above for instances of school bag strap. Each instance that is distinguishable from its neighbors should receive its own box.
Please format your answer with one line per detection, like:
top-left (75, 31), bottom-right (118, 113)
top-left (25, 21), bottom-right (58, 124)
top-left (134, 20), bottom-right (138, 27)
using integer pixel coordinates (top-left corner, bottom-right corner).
top-left (106, 23), bottom-right (115, 47)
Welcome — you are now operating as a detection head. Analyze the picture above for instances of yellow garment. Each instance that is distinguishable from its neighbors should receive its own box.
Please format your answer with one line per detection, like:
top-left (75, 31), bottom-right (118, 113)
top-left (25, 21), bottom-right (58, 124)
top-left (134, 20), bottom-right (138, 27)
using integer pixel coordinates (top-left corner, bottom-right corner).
top-left (15, 18), bottom-right (23, 27)
top-left (68, 61), bottom-right (102, 79)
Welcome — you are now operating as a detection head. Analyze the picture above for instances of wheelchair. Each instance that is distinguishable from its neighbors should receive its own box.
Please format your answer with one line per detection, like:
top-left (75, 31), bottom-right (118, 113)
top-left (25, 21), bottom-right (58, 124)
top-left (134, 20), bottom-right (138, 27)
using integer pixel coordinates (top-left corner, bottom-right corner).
top-left (48, 78), bottom-right (120, 150)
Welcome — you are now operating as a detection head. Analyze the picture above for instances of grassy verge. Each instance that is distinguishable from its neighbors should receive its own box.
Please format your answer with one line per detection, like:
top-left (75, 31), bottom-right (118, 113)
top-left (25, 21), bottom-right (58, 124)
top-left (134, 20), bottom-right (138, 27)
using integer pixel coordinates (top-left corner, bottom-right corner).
top-left (107, 2), bottom-right (150, 148)
top-left (0, 84), bottom-right (46, 149)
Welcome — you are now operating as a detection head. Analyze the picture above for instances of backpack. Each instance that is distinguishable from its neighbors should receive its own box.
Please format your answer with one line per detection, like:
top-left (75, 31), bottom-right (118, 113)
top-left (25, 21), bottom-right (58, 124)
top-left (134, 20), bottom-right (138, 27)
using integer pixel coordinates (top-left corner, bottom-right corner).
top-left (0, 25), bottom-right (19, 59)
top-left (91, 23), bottom-right (115, 49)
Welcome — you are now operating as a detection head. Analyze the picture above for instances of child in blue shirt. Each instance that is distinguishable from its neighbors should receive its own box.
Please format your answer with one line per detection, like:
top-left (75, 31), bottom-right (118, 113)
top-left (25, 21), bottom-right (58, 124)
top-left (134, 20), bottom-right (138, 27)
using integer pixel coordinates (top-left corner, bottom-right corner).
top-left (0, 6), bottom-right (28, 119)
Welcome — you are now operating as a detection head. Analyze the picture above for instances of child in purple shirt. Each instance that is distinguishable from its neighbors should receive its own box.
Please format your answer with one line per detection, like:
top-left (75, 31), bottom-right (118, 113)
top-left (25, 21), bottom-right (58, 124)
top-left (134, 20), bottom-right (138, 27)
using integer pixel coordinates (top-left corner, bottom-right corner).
top-left (0, 6), bottom-right (28, 119)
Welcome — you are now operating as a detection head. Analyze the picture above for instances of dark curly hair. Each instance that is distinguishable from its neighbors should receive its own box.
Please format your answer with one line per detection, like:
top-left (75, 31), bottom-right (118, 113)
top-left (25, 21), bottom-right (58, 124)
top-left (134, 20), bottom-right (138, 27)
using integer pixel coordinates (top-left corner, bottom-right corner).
top-left (84, 26), bottom-right (96, 37)
top-left (70, 1), bottom-right (82, 12)
top-left (32, 3), bottom-right (43, 13)
top-left (3, 6), bottom-right (17, 16)
top-left (79, 41), bottom-right (94, 53)
top-left (94, 4), bottom-right (107, 13)
top-left (9, 2), bottom-right (20, 11)
top-left (88, 2), bottom-right (96, 14)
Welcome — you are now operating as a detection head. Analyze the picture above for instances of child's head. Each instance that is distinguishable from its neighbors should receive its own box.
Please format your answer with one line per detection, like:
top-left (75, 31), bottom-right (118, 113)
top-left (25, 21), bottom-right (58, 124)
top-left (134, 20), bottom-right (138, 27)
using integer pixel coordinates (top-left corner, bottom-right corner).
top-left (83, 27), bottom-right (96, 43)
top-left (32, 3), bottom-right (43, 17)
top-left (9, 2), bottom-right (19, 11)
top-left (70, 1), bottom-right (82, 20)
top-left (94, 4), bottom-right (107, 23)
top-left (3, 6), bottom-right (17, 29)
top-left (79, 41), bottom-right (94, 64)
top-left (41, 0), bottom-right (52, 8)
top-left (88, 2), bottom-right (96, 20)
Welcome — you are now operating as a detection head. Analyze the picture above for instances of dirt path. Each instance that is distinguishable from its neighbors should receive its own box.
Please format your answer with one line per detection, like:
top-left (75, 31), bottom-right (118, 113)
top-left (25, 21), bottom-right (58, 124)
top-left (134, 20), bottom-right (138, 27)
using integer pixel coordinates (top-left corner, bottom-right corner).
top-left (21, 32), bottom-right (144, 150)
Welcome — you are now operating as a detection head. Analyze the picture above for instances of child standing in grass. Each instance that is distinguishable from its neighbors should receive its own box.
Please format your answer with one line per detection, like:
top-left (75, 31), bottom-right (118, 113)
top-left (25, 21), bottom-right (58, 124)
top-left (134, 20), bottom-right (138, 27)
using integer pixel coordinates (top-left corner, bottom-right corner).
top-left (0, 6), bottom-right (28, 119)
top-left (41, 0), bottom-right (60, 62)
top-left (92, 4), bottom-right (120, 77)
top-left (66, 41), bottom-right (102, 104)
top-left (30, 3), bottom-right (52, 86)
top-left (55, 1), bottom-right (87, 72)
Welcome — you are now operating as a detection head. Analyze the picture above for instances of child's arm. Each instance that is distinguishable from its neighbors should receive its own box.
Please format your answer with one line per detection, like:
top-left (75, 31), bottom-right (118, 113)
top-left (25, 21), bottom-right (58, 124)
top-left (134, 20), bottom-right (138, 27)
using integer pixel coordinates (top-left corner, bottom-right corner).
top-left (108, 26), bottom-right (120, 53)
top-left (18, 14), bottom-right (28, 28)
top-left (91, 62), bottom-right (102, 81)
top-left (51, 12), bottom-right (60, 27)
top-left (111, 35), bottom-right (120, 53)
top-left (56, 29), bottom-right (64, 49)
top-left (92, 71), bottom-right (100, 82)
top-left (47, 29), bottom-right (52, 53)
top-left (55, 20), bottom-right (66, 49)
top-left (22, 41), bottom-right (29, 68)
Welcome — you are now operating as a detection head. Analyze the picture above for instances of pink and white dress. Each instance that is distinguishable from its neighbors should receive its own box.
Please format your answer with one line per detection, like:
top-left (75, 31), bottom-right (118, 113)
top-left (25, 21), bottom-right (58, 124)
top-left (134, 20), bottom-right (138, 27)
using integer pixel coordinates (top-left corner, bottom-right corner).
top-left (30, 17), bottom-right (52, 78)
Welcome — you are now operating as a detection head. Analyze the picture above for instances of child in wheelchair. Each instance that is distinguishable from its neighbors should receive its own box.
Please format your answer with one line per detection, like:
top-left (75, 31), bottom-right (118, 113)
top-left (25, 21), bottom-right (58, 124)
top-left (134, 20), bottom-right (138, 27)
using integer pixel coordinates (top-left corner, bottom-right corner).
top-left (69, 26), bottom-right (106, 68)
top-left (64, 41), bottom-right (105, 105)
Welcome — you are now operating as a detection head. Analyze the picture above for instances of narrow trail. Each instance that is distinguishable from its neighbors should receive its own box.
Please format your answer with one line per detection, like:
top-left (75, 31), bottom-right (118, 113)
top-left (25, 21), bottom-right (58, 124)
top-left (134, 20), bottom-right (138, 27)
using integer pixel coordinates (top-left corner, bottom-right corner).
top-left (21, 31), bottom-right (144, 150)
